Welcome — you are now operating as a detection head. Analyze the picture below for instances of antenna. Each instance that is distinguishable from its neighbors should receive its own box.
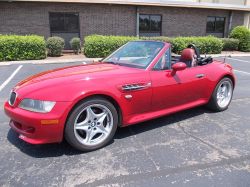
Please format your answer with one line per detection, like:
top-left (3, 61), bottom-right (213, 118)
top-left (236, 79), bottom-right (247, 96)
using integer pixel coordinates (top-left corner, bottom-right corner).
top-left (223, 52), bottom-right (227, 63)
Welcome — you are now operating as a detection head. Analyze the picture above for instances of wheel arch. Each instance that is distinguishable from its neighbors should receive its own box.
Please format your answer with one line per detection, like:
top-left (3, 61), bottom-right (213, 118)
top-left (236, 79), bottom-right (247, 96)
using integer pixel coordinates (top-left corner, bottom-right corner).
top-left (64, 94), bottom-right (123, 135)
top-left (223, 74), bottom-right (235, 89)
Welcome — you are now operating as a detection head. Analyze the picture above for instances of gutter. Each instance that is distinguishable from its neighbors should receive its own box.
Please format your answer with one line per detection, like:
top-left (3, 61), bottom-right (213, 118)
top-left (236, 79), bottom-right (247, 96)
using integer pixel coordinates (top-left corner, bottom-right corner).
top-left (2, 0), bottom-right (250, 11)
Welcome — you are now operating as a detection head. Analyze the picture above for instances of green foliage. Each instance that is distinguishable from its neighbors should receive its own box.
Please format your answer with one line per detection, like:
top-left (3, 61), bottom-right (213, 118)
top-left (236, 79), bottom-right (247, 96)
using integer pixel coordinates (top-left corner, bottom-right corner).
top-left (0, 34), bottom-right (46, 61)
top-left (46, 37), bottom-right (65, 56)
top-left (70, 37), bottom-right (81, 54)
top-left (83, 35), bottom-right (225, 57)
top-left (230, 26), bottom-right (250, 52)
top-left (172, 36), bottom-right (223, 54)
top-left (122, 45), bottom-right (148, 57)
top-left (83, 35), bottom-right (139, 57)
top-left (140, 36), bottom-right (174, 45)
top-left (220, 38), bottom-right (239, 51)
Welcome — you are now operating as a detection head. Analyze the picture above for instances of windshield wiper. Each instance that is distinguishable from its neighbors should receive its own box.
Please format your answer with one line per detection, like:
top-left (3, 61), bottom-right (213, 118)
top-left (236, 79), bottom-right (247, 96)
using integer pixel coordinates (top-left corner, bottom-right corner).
top-left (104, 61), bottom-right (121, 65)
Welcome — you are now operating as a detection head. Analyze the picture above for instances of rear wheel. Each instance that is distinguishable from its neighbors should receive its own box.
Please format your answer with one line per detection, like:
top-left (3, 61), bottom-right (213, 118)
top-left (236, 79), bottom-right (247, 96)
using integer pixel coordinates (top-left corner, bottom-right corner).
top-left (206, 77), bottom-right (233, 111)
top-left (65, 97), bottom-right (118, 151)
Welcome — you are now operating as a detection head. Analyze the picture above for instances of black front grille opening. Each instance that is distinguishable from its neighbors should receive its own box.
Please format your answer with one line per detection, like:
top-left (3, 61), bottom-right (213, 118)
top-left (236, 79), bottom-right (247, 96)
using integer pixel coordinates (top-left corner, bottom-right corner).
top-left (9, 92), bottom-right (17, 105)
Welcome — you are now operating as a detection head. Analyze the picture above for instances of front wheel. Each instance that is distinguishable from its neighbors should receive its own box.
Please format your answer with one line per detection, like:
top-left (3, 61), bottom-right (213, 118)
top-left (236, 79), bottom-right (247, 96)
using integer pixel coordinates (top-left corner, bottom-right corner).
top-left (206, 77), bottom-right (233, 111)
top-left (65, 97), bottom-right (118, 151)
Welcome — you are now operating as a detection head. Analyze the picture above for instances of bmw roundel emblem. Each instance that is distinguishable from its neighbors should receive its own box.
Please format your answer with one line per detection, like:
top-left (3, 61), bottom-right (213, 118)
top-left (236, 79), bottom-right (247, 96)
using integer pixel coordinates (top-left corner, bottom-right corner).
top-left (91, 122), bottom-right (96, 127)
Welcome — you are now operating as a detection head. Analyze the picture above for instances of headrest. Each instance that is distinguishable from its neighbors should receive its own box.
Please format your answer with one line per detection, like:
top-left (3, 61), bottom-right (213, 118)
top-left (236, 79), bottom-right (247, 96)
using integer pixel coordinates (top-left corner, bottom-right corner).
top-left (180, 48), bottom-right (195, 61)
top-left (154, 48), bottom-right (161, 55)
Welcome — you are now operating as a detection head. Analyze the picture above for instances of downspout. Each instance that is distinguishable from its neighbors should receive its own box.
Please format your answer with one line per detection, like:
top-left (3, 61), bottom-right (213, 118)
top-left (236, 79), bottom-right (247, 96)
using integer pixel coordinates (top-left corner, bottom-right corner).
top-left (136, 6), bottom-right (140, 38)
top-left (228, 10), bottom-right (233, 38)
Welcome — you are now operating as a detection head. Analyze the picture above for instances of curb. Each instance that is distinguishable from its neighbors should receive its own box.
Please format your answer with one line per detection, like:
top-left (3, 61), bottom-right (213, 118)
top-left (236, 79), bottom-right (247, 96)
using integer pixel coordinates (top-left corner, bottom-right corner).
top-left (0, 63), bottom-right (11, 67)
top-left (1, 55), bottom-right (250, 66)
top-left (32, 61), bottom-right (75, 65)
top-left (0, 58), bottom-right (102, 66)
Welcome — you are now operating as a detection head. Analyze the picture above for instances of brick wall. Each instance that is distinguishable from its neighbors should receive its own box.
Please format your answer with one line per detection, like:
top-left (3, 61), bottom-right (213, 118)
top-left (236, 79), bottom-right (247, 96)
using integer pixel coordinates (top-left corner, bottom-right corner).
top-left (0, 2), bottom-right (136, 40)
top-left (0, 2), bottom-right (245, 40)
top-left (140, 6), bottom-right (245, 37)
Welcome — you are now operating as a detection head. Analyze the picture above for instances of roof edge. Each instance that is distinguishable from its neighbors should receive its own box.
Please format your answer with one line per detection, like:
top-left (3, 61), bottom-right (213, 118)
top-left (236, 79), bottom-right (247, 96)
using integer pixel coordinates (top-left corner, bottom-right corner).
top-left (2, 0), bottom-right (250, 11)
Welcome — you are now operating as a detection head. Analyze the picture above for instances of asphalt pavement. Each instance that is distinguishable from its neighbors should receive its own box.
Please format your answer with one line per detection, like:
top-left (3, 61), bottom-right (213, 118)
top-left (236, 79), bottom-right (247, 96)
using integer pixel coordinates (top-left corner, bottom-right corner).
top-left (0, 56), bottom-right (250, 186)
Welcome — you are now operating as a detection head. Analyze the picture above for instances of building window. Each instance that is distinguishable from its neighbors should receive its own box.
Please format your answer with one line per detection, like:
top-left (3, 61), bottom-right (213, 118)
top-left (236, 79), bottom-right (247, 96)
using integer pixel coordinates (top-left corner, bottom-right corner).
top-left (49, 12), bottom-right (80, 50)
top-left (50, 12), bottom-right (79, 32)
top-left (139, 15), bottom-right (162, 37)
top-left (206, 17), bottom-right (225, 37)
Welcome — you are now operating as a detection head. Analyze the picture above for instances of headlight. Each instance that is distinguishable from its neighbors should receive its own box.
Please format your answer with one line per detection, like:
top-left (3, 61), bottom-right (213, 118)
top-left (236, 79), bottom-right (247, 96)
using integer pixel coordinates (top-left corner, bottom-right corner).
top-left (18, 99), bottom-right (56, 113)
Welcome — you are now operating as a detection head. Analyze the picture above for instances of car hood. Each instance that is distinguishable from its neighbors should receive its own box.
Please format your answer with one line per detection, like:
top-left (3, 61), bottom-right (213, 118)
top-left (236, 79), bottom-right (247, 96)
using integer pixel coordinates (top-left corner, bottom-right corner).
top-left (16, 63), bottom-right (123, 87)
top-left (12, 63), bottom-right (150, 102)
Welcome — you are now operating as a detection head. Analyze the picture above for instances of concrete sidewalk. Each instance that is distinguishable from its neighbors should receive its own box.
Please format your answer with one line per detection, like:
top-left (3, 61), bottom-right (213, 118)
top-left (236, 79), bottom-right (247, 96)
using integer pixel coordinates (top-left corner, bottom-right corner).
top-left (1, 51), bottom-right (250, 66)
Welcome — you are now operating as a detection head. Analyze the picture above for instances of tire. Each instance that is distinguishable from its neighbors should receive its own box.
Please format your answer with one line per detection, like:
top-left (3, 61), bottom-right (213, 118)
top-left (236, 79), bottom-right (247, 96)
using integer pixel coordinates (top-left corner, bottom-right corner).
top-left (64, 96), bottom-right (118, 151)
top-left (206, 77), bottom-right (233, 112)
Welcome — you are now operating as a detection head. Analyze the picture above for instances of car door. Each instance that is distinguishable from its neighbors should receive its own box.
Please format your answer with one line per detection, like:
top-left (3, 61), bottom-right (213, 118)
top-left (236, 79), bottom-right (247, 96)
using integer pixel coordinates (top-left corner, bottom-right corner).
top-left (150, 48), bottom-right (207, 111)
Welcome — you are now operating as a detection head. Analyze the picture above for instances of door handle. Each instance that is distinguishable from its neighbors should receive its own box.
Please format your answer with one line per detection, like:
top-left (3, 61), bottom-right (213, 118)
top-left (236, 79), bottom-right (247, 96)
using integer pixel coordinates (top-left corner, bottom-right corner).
top-left (196, 74), bottom-right (204, 78)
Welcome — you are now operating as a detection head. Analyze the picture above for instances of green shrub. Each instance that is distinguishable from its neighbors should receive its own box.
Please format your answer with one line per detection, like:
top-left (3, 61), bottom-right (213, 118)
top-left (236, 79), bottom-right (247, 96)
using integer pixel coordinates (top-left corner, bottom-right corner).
top-left (46, 36), bottom-right (65, 56)
top-left (140, 36), bottom-right (174, 45)
top-left (0, 34), bottom-right (46, 61)
top-left (230, 26), bottom-right (250, 52)
top-left (70, 37), bottom-right (81, 54)
top-left (83, 35), bottom-right (139, 57)
top-left (220, 38), bottom-right (239, 51)
top-left (172, 36), bottom-right (223, 54)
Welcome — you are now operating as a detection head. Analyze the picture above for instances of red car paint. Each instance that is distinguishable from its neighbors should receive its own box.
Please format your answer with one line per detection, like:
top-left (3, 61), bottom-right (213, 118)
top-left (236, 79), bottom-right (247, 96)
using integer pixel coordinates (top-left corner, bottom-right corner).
top-left (4, 41), bottom-right (235, 145)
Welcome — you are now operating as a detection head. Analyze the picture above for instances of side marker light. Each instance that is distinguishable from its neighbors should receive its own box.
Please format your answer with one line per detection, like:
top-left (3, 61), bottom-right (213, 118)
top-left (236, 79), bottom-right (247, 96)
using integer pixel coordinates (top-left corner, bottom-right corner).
top-left (41, 120), bottom-right (59, 124)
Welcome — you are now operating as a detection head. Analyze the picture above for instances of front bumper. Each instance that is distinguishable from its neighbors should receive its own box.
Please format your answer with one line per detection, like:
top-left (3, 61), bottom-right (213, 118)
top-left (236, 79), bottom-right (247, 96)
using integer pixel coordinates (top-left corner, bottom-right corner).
top-left (4, 101), bottom-right (73, 144)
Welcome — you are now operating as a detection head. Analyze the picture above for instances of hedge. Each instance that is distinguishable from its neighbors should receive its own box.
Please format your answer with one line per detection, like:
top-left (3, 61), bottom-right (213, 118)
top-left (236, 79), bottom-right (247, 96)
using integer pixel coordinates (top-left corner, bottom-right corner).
top-left (83, 35), bottom-right (139, 57)
top-left (230, 26), bottom-right (250, 52)
top-left (0, 35), bottom-right (46, 61)
top-left (173, 36), bottom-right (223, 54)
top-left (83, 35), bottom-right (225, 57)
top-left (70, 37), bottom-right (81, 54)
top-left (140, 36), bottom-right (174, 45)
top-left (46, 36), bottom-right (65, 56)
top-left (220, 38), bottom-right (239, 51)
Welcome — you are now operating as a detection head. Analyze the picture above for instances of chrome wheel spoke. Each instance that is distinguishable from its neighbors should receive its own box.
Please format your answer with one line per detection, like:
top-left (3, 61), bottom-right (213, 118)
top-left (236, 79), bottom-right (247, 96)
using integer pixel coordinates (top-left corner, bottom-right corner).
top-left (86, 107), bottom-right (98, 121)
top-left (218, 87), bottom-right (223, 93)
top-left (75, 119), bottom-right (89, 130)
top-left (85, 129), bottom-right (97, 143)
top-left (97, 111), bottom-right (108, 124)
top-left (96, 125), bottom-right (109, 135)
top-left (222, 85), bottom-right (226, 93)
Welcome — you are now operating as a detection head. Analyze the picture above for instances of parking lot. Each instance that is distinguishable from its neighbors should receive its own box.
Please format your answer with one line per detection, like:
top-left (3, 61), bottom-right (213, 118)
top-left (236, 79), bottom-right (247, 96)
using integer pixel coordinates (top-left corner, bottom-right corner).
top-left (0, 56), bottom-right (250, 186)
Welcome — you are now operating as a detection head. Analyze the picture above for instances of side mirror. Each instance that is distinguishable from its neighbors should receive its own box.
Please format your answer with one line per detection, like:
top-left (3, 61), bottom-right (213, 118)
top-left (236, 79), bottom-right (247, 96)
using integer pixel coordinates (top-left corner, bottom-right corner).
top-left (170, 62), bottom-right (187, 76)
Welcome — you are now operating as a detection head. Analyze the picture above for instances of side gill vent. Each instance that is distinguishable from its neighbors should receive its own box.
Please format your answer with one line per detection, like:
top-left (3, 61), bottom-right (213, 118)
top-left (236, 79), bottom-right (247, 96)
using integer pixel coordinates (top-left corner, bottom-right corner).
top-left (122, 83), bottom-right (151, 91)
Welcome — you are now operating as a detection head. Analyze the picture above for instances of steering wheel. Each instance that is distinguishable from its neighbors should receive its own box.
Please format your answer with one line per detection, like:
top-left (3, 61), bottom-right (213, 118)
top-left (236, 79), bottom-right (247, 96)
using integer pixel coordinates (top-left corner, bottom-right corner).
top-left (187, 44), bottom-right (201, 65)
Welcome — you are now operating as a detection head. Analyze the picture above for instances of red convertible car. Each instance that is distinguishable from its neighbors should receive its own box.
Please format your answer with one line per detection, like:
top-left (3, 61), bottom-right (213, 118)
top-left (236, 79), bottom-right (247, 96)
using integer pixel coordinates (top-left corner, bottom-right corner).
top-left (4, 41), bottom-right (235, 151)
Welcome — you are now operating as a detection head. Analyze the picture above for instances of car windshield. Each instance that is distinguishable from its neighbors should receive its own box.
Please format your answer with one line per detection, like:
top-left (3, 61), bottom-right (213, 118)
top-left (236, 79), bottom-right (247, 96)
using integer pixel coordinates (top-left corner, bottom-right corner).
top-left (102, 41), bottom-right (165, 69)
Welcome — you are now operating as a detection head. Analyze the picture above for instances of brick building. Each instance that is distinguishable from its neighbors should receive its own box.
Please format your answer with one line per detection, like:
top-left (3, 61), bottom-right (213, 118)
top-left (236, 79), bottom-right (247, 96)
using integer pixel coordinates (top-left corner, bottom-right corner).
top-left (0, 0), bottom-right (250, 49)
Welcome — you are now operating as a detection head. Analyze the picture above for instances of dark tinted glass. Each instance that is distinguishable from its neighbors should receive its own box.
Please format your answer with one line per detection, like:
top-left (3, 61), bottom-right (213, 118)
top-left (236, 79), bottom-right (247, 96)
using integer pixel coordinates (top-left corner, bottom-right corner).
top-left (215, 17), bottom-right (225, 32)
top-left (206, 17), bottom-right (215, 32)
top-left (150, 15), bottom-right (161, 31)
top-left (65, 13), bottom-right (79, 32)
top-left (50, 13), bottom-right (65, 31)
top-left (139, 15), bottom-right (150, 31)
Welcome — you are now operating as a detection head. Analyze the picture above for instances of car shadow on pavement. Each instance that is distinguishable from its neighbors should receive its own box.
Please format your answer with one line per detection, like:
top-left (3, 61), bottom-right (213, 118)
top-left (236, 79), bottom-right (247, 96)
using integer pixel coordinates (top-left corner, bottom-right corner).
top-left (114, 105), bottom-right (215, 139)
top-left (7, 105), bottom-right (215, 158)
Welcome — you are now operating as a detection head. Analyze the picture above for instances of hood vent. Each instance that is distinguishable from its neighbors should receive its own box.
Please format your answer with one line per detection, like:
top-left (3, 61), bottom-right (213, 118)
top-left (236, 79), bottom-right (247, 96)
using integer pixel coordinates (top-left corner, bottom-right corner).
top-left (121, 83), bottom-right (151, 91)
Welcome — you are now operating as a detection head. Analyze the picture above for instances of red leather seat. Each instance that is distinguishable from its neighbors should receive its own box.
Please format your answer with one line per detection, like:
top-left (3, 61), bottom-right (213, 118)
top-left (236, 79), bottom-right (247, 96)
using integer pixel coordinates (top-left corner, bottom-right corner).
top-left (180, 48), bottom-right (196, 67)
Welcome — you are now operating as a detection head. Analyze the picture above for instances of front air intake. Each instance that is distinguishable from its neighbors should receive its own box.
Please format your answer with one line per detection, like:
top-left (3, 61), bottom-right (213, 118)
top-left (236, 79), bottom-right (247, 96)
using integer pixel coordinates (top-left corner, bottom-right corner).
top-left (9, 91), bottom-right (17, 106)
